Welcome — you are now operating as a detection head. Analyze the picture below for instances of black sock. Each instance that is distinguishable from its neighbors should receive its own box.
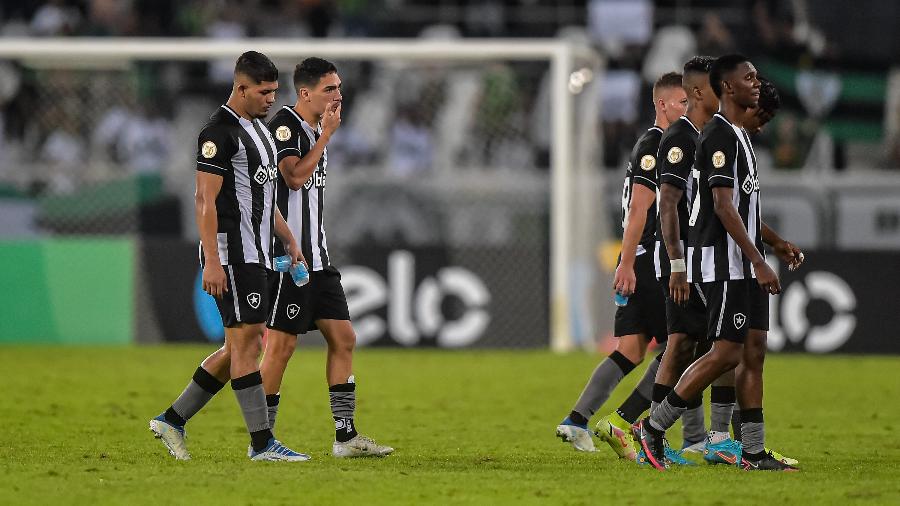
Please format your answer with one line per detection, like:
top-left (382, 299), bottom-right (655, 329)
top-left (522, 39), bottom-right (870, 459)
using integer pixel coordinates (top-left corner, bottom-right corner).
top-left (334, 417), bottom-right (358, 443)
top-left (568, 410), bottom-right (589, 426)
top-left (616, 391), bottom-right (650, 424)
top-left (330, 382), bottom-right (358, 443)
top-left (251, 428), bottom-right (274, 452)
top-left (731, 409), bottom-right (742, 441)
top-left (652, 383), bottom-right (673, 404)
top-left (163, 407), bottom-right (186, 427)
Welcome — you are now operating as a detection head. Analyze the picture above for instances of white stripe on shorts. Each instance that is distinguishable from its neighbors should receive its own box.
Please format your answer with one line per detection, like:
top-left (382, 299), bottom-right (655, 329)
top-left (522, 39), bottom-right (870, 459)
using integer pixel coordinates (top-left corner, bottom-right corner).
top-left (715, 281), bottom-right (728, 337)
top-left (228, 265), bottom-right (241, 322)
top-left (269, 272), bottom-right (284, 326)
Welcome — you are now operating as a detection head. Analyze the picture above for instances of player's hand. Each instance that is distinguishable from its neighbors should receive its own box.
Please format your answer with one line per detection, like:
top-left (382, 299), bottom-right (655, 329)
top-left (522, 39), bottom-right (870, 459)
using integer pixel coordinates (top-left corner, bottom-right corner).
top-left (203, 263), bottom-right (228, 298)
top-left (613, 264), bottom-right (636, 297)
top-left (753, 260), bottom-right (781, 295)
top-left (322, 101), bottom-right (342, 138)
top-left (669, 271), bottom-right (690, 306)
top-left (774, 240), bottom-right (805, 271)
top-left (286, 241), bottom-right (307, 270)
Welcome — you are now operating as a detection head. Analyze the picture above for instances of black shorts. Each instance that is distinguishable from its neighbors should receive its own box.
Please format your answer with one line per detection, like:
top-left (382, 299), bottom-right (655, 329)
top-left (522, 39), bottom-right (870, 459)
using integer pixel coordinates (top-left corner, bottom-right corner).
top-left (614, 251), bottom-right (667, 343)
top-left (659, 276), bottom-right (708, 339)
top-left (214, 263), bottom-right (276, 327)
top-left (700, 279), bottom-right (769, 343)
top-left (267, 265), bottom-right (351, 335)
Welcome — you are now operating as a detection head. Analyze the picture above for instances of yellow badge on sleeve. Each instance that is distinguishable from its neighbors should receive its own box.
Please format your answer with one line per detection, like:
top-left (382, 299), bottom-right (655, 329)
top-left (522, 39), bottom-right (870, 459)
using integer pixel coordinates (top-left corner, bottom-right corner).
top-left (201, 141), bottom-right (217, 159)
top-left (275, 125), bottom-right (291, 142)
top-left (640, 155), bottom-right (656, 171)
top-left (712, 151), bottom-right (726, 168)
top-left (667, 147), bottom-right (683, 164)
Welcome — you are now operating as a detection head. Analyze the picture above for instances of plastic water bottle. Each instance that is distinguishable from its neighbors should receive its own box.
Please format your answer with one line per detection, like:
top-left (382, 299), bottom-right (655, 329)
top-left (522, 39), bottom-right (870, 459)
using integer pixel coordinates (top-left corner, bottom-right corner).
top-left (273, 255), bottom-right (310, 287)
top-left (614, 291), bottom-right (629, 307)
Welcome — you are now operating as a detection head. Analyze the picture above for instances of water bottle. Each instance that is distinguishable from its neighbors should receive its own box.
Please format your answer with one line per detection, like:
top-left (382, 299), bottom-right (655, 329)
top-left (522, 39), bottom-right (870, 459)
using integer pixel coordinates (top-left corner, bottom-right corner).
top-left (273, 255), bottom-right (310, 287)
top-left (614, 291), bottom-right (629, 307)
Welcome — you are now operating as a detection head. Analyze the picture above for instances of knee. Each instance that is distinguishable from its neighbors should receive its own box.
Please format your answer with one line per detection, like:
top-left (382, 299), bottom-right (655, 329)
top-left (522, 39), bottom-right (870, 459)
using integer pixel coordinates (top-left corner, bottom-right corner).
top-left (267, 336), bottom-right (297, 362)
top-left (329, 330), bottom-right (356, 355)
top-left (711, 346), bottom-right (742, 371)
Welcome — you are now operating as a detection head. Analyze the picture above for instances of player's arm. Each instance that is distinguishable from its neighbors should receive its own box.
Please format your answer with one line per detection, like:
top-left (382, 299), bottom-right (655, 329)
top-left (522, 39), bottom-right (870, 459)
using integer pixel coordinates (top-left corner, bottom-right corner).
top-left (711, 187), bottom-right (779, 294)
top-left (273, 207), bottom-right (305, 268)
top-left (761, 221), bottom-right (804, 271)
top-left (659, 182), bottom-right (688, 303)
top-left (279, 102), bottom-right (341, 190)
top-left (195, 171), bottom-right (227, 298)
top-left (615, 184), bottom-right (656, 297)
top-left (658, 135), bottom-right (695, 305)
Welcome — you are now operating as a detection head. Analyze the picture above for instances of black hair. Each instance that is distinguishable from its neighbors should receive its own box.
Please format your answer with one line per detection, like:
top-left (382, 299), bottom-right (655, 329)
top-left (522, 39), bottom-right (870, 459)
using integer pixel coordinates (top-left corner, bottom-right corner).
top-left (757, 76), bottom-right (781, 113)
top-left (709, 54), bottom-right (750, 98)
top-left (683, 56), bottom-right (715, 75)
top-left (234, 51), bottom-right (278, 84)
top-left (653, 72), bottom-right (683, 93)
top-left (293, 57), bottom-right (338, 90)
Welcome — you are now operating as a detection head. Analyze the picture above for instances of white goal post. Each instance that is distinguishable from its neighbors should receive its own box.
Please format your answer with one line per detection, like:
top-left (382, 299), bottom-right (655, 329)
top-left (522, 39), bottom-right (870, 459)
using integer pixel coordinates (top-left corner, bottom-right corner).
top-left (0, 38), bottom-right (602, 351)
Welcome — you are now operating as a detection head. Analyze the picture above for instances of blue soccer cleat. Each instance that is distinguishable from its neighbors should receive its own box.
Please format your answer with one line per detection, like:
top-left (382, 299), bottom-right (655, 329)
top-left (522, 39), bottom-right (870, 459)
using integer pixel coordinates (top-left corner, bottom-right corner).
top-left (249, 438), bottom-right (311, 462)
top-left (704, 436), bottom-right (742, 466)
top-left (149, 413), bottom-right (190, 460)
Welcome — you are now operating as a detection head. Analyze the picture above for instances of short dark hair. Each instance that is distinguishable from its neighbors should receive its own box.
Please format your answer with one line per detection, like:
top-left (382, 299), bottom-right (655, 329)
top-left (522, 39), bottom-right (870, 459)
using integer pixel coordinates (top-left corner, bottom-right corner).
top-left (683, 56), bottom-right (715, 75)
top-left (234, 51), bottom-right (278, 84)
top-left (709, 54), bottom-right (750, 98)
top-left (653, 72), bottom-right (683, 93)
top-left (757, 76), bottom-right (781, 113)
top-left (293, 57), bottom-right (338, 90)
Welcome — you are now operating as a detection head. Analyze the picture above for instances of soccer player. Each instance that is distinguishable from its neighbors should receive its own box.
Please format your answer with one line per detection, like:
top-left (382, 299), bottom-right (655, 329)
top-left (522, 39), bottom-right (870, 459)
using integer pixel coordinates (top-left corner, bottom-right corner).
top-left (149, 51), bottom-right (310, 461)
top-left (556, 72), bottom-right (686, 455)
top-left (633, 55), bottom-right (803, 471)
top-left (263, 57), bottom-right (393, 458)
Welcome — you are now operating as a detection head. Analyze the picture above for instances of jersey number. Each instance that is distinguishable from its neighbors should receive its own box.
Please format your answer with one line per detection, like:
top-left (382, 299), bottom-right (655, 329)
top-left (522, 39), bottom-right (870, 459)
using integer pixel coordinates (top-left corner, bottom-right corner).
top-left (621, 175), bottom-right (631, 230)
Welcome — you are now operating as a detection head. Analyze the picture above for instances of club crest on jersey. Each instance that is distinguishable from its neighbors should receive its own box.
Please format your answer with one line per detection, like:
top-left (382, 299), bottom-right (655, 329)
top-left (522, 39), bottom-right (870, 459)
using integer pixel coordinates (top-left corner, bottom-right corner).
top-left (667, 147), bottom-right (683, 164)
top-left (712, 151), bottom-right (726, 168)
top-left (287, 303), bottom-right (300, 319)
top-left (275, 125), bottom-right (291, 142)
top-left (733, 313), bottom-right (746, 329)
top-left (741, 173), bottom-right (760, 194)
top-left (640, 155), bottom-right (656, 171)
top-left (201, 141), bottom-right (217, 159)
top-left (247, 292), bottom-right (261, 309)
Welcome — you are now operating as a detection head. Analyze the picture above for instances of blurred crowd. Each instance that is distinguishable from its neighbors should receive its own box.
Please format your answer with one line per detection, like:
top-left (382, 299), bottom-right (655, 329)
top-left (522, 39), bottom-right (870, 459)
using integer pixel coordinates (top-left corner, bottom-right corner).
top-left (0, 0), bottom-right (897, 200)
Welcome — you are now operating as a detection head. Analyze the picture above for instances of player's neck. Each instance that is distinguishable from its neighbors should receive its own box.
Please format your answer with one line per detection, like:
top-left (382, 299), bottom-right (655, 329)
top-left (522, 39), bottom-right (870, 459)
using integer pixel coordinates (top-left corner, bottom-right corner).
top-left (718, 100), bottom-right (745, 127)
top-left (685, 102), bottom-right (711, 130)
top-left (225, 95), bottom-right (253, 120)
top-left (294, 103), bottom-right (321, 128)
top-left (653, 113), bottom-right (669, 130)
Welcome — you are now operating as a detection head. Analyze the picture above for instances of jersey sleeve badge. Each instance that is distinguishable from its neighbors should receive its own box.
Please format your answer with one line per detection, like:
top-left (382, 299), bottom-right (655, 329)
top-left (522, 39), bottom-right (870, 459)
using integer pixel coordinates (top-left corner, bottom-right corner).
top-left (640, 154), bottom-right (656, 171)
top-left (201, 141), bottom-right (217, 159)
top-left (667, 147), bottom-right (683, 164)
top-left (712, 150), bottom-right (726, 168)
top-left (275, 125), bottom-right (292, 142)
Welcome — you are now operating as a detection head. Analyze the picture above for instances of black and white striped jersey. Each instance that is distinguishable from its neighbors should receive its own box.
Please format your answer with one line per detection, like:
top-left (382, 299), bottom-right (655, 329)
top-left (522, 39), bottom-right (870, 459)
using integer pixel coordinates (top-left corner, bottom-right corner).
top-left (654, 115), bottom-right (701, 278)
top-left (621, 126), bottom-right (663, 262)
top-left (687, 113), bottom-right (764, 283)
top-left (195, 104), bottom-right (278, 268)
top-left (267, 105), bottom-right (330, 272)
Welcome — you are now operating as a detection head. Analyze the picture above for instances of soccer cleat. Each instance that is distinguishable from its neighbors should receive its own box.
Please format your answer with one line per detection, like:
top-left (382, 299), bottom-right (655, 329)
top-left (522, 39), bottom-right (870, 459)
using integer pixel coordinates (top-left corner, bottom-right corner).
top-left (682, 439), bottom-right (706, 454)
top-left (249, 439), bottom-right (311, 462)
top-left (556, 417), bottom-right (596, 452)
top-left (664, 440), bottom-right (694, 466)
top-left (594, 413), bottom-right (637, 460)
top-left (149, 414), bottom-right (190, 460)
top-left (741, 451), bottom-right (799, 471)
top-left (632, 419), bottom-right (667, 471)
top-left (704, 436), bottom-right (742, 466)
top-left (765, 447), bottom-right (799, 467)
top-left (333, 434), bottom-right (394, 458)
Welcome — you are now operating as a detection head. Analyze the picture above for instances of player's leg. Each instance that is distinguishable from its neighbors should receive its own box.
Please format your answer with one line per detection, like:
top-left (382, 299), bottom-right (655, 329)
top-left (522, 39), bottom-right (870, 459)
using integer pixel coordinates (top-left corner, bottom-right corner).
top-left (635, 280), bottom-right (746, 470)
top-left (558, 333), bottom-right (647, 452)
top-left (703, 369), bottom-right (742, 464)
top-left (680, 337), bottom-right (710, 450)
top-left (314, 266), bottom-right (393, 457)
top-left (259, 329), bottom-right (297, 430)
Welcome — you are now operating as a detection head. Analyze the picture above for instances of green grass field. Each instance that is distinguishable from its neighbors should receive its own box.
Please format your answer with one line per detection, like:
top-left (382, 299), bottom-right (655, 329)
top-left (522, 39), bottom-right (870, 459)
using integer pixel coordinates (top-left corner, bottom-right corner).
top-left (2, 346), bottom-right (898, 505)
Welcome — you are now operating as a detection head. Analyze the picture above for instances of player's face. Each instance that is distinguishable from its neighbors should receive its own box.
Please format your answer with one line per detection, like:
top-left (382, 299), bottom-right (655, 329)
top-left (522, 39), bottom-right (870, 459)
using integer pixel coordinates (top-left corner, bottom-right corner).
top-left (743, 105), bottom-right (775, 134)
top-left (660, 86), bottom-right (688, 124)
top-left (726, 62), bottom-right (760, 109)
top-left (244, 80), bottom-right (279, 119)
top-left (699, 79), bottom-right (720, 116)
top-left (304, 72), bottom-right (342, 117)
